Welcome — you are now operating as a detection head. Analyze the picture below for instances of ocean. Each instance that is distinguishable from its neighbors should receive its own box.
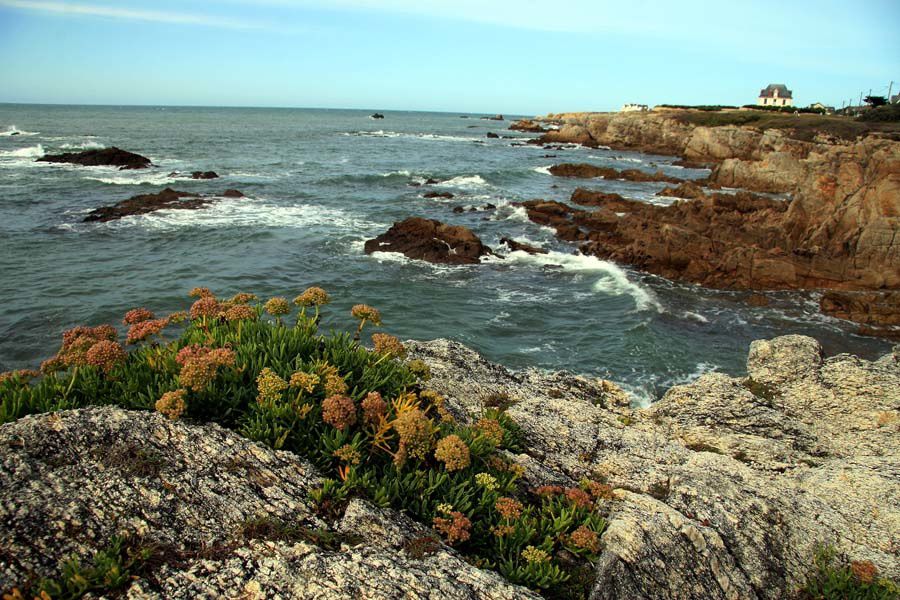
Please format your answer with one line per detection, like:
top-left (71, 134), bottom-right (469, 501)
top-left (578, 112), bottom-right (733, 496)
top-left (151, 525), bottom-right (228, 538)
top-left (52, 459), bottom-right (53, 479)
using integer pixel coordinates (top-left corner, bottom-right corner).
top-left (0, 104), bottom-right (892, 404)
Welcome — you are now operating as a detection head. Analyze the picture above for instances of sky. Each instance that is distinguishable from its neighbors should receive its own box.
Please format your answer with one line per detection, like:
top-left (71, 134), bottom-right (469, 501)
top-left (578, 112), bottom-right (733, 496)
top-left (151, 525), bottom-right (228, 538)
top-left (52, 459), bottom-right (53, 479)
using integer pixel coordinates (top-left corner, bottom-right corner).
top-left (0, 0), bottom-right (897, 114)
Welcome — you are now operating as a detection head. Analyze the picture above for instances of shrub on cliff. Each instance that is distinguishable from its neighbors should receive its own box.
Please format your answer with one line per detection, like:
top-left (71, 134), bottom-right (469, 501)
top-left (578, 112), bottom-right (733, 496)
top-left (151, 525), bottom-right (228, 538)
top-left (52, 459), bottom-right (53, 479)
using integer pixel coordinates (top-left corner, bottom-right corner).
top-left (0, 288), bottom-right (609, 598)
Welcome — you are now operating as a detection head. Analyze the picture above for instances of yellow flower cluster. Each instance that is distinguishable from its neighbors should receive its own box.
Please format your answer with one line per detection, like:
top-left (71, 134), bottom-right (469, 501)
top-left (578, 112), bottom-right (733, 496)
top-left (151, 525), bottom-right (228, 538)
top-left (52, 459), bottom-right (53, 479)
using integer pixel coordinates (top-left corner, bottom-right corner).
top-left (264, 296), bottom-right (291, 316)
top-left (434, 434), bottom-right (471, 472)
top-left (436, 503), bottom-right (454, 515)
top-left (256, 367), bottom-right (288, 404)
top-left (475, 418), bottom-right (504, 447)
top-left (317, 363), bottom-right (348, 396)
top-left (393, 408), bottom-right (434, 464)
top-left (475, 472), bottom-right (498, 491)
top-left (521, 545), bottom-right (551, 564)
top-left (371, 333), bottom-right (406, 358)
top-left (156, 389), bottom-right (187, 420)
top-left (289, 371), bottom-right (320, 394)
top-left (333, 443), bottom-right (362, 465)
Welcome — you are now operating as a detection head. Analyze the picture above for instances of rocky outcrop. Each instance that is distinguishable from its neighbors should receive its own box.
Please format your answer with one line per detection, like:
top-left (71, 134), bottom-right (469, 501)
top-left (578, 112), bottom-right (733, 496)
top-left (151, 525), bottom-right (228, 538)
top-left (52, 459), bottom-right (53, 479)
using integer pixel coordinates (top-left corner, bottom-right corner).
top-left (371, 113), bottom-right (385, 119)
top-left (508, 120), bottom-right (548, 133)
top-left (549, 163), bottom-right (683, 183)
top-left (500, 237), bottom-right (547, 255)
top-left (38, 147), bottom-right (151, 169)
top-left (83, 188), bottom-right (244, 222)
top-left (191, 170), bottom-right (219, 179)
top-left (482, 115), bottom-right (504, 121)
top-left (423, 191), bottom-right (454, 199)
top-left (0, 407), bottom-right (537, 599)
top-left (364, 217), bottom-right (493, 265)
top-left (406, 335), bottom-right (900, 599)
top-left (486, 132), bottom-right (500, 139)
top-left (820, 290), bottom-right (900, 333)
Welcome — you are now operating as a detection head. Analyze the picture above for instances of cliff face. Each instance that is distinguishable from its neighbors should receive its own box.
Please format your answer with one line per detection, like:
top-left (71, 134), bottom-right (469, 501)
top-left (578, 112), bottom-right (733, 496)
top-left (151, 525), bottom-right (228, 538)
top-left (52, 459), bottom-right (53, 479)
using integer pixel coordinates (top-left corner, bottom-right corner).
top-left (3, 336), bottom-right (898, 599)
top-left (517, 112), bottom-right (900, 330)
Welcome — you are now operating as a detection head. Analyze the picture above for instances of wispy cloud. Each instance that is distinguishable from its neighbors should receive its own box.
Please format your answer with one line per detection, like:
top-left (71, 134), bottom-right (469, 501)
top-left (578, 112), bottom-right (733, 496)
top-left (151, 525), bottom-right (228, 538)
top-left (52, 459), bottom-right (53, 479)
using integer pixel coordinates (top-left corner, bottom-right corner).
top-left (0, 0), bottom-right (265, 29)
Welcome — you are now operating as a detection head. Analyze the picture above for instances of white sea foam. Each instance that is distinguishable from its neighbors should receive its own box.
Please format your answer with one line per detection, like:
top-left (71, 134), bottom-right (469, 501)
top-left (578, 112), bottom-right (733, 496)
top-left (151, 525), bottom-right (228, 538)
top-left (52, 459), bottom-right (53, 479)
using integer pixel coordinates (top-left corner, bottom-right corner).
top-left (343, 130), bottom-right (481, 143)
top-left (0, 144), bottom-right (45, 158)
top-left (615, 156), bottom-right (644, 164)
top-left (85, 172), bottom-right (194, 185)
top-left (682, 311), bottom-right (709, 323)
top-left (532, 165), bottom-right (552, 175)
top-left (59, 141), bottom-right (105, 150)
top-left (381, 169), bottom-right (412, 177)
top-left (0, 126), bottom-right (39, 137)
top-left (593, 267), bottom-right (663, 313)
top-left (441, 174), bottom-right (487, 189)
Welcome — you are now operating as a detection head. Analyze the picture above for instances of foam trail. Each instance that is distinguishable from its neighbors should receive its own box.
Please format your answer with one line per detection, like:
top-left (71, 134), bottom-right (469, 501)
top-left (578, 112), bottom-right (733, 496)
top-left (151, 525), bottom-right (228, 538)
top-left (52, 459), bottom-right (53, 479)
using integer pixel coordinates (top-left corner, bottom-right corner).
top-left (592, 265), bottom-right (663, 313)
top-left (441, 174), bottom-right (487, 189)
top-left (532, 165), bottom-right (552, 175)
top-left (60, 141), bottom-right (104, 150)
top-left (0, 144), bottom-right (44, 158)
top-left (86, 172), bottom-right (194, 185)
top-left (0, 126), bottom-right (39, 137)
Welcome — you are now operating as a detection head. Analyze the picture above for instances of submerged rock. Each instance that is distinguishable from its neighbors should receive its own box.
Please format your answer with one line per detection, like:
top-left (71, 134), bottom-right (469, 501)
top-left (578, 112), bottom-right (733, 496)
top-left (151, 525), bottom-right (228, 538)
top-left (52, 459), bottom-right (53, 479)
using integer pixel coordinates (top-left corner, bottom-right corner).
top-left (486, 132), bottom-right (500, 139)
top-left (549, 163), bottom-right (683, 183)
top-left (37, 146), bottom-right (151, 170)
top-left (423, 191), bottom-right (454, 199)
top-left (364, 217), bottom-right (492, 265)
top-left (500, 237), bottom-right (547, 255)
top-left (191, 170), bottom-right (219, 179)
top-left (371, 113), bottom-right (385, 119)
top-left (83, 188), bottom-right (243, 222)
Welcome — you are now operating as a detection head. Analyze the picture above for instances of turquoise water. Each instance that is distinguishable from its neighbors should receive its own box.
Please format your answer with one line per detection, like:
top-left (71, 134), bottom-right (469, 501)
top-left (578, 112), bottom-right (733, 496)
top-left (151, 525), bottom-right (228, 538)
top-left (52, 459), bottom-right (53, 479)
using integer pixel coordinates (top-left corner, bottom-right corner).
top-left (0, 104), bottom-right (891, 402)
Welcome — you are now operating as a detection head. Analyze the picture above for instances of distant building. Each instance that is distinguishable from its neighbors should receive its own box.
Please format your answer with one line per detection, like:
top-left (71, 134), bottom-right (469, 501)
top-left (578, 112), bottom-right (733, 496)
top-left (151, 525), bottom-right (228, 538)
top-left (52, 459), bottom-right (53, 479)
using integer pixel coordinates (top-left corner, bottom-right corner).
top-left (757, 84), bottom-right (793, 107)
top-left (809, 102), bottom-right (834, 113)
top-left (621, 103), bottom-right (649, 112)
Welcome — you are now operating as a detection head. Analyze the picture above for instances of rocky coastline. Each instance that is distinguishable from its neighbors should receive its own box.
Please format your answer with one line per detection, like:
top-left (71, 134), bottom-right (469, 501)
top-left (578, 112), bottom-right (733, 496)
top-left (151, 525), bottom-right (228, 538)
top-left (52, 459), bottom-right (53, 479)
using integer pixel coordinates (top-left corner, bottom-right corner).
top-left (2, 335), bottom-right (897, 599)
top-left (507, 110), bottom-right (900, 335)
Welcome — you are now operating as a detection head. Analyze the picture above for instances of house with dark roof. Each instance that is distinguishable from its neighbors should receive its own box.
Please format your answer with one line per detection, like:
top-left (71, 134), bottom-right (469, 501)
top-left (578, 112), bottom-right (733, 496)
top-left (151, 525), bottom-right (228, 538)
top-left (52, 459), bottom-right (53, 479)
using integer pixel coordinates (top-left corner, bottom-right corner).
top-left (757, 84), bottom-right (793, 107)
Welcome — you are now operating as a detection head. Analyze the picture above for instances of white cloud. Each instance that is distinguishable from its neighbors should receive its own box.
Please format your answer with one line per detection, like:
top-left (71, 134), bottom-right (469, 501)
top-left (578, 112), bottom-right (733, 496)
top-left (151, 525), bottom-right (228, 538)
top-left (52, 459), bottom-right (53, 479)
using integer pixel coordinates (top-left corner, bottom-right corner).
top-left (0, 0), bottom-right (265, 29)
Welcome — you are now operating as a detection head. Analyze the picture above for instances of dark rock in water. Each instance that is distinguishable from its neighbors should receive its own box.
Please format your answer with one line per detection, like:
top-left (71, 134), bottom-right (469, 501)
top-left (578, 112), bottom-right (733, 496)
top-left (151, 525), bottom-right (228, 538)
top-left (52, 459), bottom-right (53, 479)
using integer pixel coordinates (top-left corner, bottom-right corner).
top-left (83, 188), bottom-right (243, 222)
top-left (482, 114), bottom-right (504, 121)
top-left (424, 191), bottom-right (454, 199)
top-left (424, 178), bottom-right (440, 185)
top-left (10, 131), bottom-right (19, 136)
top-left (483, 203), bottom-right (496, 210)
top-left (500, 237), bottom-right (548, 255)
top-left (509, 119), bottom-right (549, 133)
top-left (486, 132), bottom-right (500, 139)
top-left (371, 113), bottom-right (385, 119)
top-left (38, 146), bottom-right (151, 170)
top-left (364, 217), bottom-right (492, 265)
top-left (452, 206), bottom-right (465, 213)
top-left (543, 154), bottom-right (558, 158)
top-left (191, 171), bottom-right (219, 180)
top-left (571, 188), bottom-right (627, 207)
top-left (408, 182), bottom-right (422, 187)
top-left (549, 163), bottom-right (684, 183)
top-left (459, 115), bottom-right (469, 118)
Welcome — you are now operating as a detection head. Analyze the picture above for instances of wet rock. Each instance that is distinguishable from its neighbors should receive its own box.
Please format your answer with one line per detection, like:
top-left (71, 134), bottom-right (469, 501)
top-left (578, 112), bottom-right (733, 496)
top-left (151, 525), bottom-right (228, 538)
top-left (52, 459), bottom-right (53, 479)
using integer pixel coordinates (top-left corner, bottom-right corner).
top-left (747, 293), bottom-right (770, 307)
top-left (509, 119), bottom-right (548, 133)
top-left (570, 188), bottom-right (628, 207)
top-left (0, 407), bottom-right (537, 600)
top-left (364, 217), bottom-right (493, 265)
top-left (191, 170), bottom-right (219, 179)
top-left (486, 132), bottom-right (500, 139)
top-left (83, 188), bottom-right (243, 222)
top-left (423, 191), bottom-right (454, 199)
top-left (657, 181), bottom-right (706, 200)
top-left (549, 163), bottom-right (683, 183)
top-left (820, 290), bottom-right (900, 327)
top-left (371, 113), bottom-right (385, 119)
top-left (425, 178), bottom-right (440, 185)
top-left (405, 335), bottom-right (900, 599)
top-left (37, 146), bottom-right (151, 170)
top-left (482, 114), bottom-right (504, 121)
top-left (500, 237), bottom-right (547, 255)
top-left (452, 206), bottom-right (464, 213)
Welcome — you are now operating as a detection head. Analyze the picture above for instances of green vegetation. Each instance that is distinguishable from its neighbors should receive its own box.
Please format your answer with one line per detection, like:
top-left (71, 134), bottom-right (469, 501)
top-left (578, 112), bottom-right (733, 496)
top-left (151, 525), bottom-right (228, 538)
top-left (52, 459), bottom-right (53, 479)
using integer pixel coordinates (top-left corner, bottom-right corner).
top-left (0, 287), bottom-right (610, 599)
top-left (858, 103), bottom-right (900, 123)
top-left (799, 545), bottom-right (899, 600)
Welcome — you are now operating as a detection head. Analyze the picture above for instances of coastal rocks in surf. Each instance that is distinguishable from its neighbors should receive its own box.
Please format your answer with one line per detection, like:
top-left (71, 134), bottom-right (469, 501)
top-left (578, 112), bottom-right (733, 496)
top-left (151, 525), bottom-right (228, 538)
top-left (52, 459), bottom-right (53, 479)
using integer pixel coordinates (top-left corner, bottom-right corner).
top-left (405, 335), bottom-right (900, 599)
top-left (482, 114), bottom-right (504, 121)
top-left (371, 113), bottom-right (385, 119)
top-left (364, 217), bottom-right (492, 265)
top-left (37, 147), bottom-right (151, 170)
top-left (499, 237), bottom-right (547, 255)
top-left (549, 163), bottom-right (684, 183)
top-left (508, 119), bottom-right (548, 133)
top-left (191, 171), bottom-right (219, 179)
top-left (820, 290), bottom-right (900, 331)
top-left (486, 132), bottom-right (500, 139)
top-left (83, 188), bottom-right (244, 222)
top-left (0, 407), bottom-right (537, 600)
top-left (423, 191), bottom-right (454, 199)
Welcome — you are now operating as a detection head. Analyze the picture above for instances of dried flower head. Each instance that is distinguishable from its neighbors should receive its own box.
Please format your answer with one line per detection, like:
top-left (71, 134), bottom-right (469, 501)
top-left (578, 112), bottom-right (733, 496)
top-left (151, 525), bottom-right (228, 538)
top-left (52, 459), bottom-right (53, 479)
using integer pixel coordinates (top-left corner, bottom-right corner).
top-left (190, 296), bottom-right (221, 320)
top-left (434, 434), bottom-right (471, 472)
top-left (494, 497), bottom-right (524, 520)
top-left (433, 511), bottom-right (471, 545)
top-left (371, 333), bottom-right (406, 358)
top-left (521, 545), bottom-right (551, 564)
top-left (351, 304), bottom-right (382, 325)
top-left (491, 524), bottom-right (515, 538)
top-left (475, 418), bottom-right (504, 447)
top-left (475, 472), bottom-right (499, 491)
top-left (264, 296), bottom-right (291, 317)
top-left (322, 395), bottom-right (357, 431)
top-left (123, 308), bottom-right (154, 325)
top-left (230, 292), bottom-right (257, 304)
top-left (585, 479), bottom-right (615, 500)
top-left (0, 370), bottom-right (41, 384)
top-left (565, 487), bottom-right (593, 509)
top-left (84, 340), bottom-right (126, 373)
top-left (568, 525), bottom-right (600, 553)
top-left (535, 485), bottom-right (564, 497)
top-left (333, 444), bottom-right (362, 465)
top-left (257, 367), bottom-right (288, 404)
top-left (361, 391), bottom-right (387, 425)
top-left (189, 287), bottom-right (214, 298)
top-left (126, 318), bottom-right (169, 344)
top-left (289, 371), bottom-right (320, 394)
top-left (57, 325), bottom-right (119, 367)
top-left (156, 389), bottom-right (187, 420)
top-left (393, 408), bottom-right (434, 463)
top-left (850, 560), bottom-right (878, 584)
top-left (223, 304), bottom-right (257, 322)
top-left (294, 286), bottom-right (330, 307)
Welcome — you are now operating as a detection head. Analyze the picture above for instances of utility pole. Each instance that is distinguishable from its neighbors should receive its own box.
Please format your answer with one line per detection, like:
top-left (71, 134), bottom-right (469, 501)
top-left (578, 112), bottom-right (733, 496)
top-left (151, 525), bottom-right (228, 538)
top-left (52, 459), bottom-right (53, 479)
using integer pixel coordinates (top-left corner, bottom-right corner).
top-left (889, 81), bottom-right (894, 103)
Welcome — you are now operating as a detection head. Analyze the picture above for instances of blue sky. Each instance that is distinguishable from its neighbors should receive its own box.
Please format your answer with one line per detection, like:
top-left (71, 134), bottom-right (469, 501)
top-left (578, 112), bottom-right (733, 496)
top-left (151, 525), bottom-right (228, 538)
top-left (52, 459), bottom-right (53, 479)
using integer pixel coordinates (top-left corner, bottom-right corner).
top-left (0, 0), bottom-right (897, 114)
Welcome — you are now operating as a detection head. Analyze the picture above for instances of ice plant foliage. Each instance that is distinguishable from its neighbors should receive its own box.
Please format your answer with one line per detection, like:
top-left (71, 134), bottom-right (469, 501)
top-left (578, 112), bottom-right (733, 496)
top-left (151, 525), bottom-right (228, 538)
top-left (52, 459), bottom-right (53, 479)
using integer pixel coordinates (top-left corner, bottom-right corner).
top-left (0, 288), bottom-right (608, 597)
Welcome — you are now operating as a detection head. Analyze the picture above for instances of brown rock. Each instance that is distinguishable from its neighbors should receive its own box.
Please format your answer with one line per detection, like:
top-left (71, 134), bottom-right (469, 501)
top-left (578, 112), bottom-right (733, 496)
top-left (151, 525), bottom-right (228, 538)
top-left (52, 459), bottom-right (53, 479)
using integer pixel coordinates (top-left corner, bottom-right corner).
top-left (364, 217), bottom-right (492, 265)
top-left (486, 132), bottom-right (500, 139)
top-left (657, 181), bottom-right (706, 200)
top-left (549, 163), bottom-right (683, 183)
top-left (424, 191), bottom-right (454, 199)
top-left (570, 188), bottom-right (627, 207)
top-left (500, 237), bottom-right (547, 255)
top-left (191, 171), bottom-right (219, 179)
top-left (748, 294), bottom-right (770, 307)
top-left (38, 147), bottom-right (151, 170)
top-left (222, 189), bottom-right (245, 198)
top-left (83, 188), bottom-right (206, 222)
top-left (508, 119), bottom-right (548, 133)
top-left (820, 291), bottom-right (900, 327)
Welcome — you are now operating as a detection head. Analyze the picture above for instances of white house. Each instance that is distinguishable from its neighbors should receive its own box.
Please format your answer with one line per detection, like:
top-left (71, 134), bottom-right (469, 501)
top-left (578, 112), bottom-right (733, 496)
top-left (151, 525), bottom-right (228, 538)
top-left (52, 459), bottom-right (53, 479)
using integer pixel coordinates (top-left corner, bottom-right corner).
top-left (621, 103), bottom-right (649, 112)
top-left (757, 84), bottom-right (793, 107)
